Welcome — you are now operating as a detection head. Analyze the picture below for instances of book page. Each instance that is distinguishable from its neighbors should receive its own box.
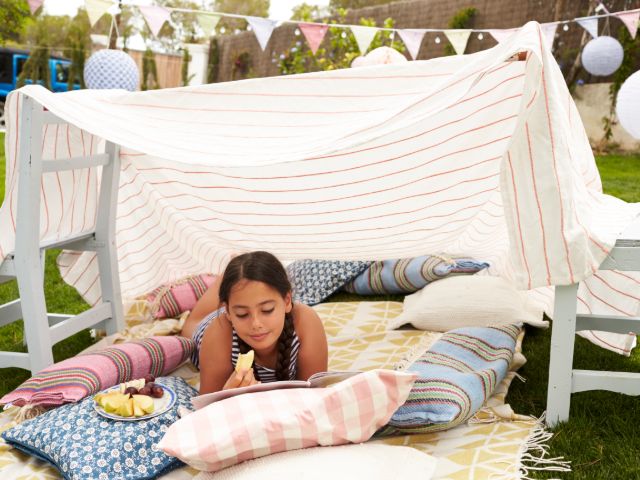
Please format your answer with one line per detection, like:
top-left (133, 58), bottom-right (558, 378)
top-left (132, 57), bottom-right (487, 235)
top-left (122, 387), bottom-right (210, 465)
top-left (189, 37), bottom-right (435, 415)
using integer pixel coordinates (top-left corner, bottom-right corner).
top-left (307, 371), bottom-right (363, 388)
top-left (191, 380), bottom-right (310, 410)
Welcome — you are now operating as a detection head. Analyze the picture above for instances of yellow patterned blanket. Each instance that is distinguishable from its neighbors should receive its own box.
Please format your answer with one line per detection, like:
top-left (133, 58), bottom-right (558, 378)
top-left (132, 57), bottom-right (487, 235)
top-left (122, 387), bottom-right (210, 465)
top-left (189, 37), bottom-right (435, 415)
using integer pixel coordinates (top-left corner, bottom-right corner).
top-left (0, 301), bottom-right (549, 479)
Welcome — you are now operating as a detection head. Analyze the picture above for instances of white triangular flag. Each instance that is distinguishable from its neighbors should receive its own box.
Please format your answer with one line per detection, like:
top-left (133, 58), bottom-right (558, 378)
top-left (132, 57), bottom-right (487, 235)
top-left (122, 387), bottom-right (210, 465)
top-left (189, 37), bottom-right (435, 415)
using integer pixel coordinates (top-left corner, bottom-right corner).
top-left (577, 17), bottom-right (598, 38)
top-left (398, 29), bottom-right (426, 60)
top-left (443, 29), bottom-right (471, 55)
top-left (197, 13), bottom-right (221, 37)
top-left (246, 16), bottom-right (278, 51)
top-left (615, 11), bottom-right (639, 39)
top-left (138, 5), bottom-right (172, 37)
top-left (350, 26), bottom-right (379, 54)
top-left (85, 0), bottom-right (113, 27)
top-left (488, 28), bottom-right (519, 43)
top-left (541, 23), bottom-right (558, 50)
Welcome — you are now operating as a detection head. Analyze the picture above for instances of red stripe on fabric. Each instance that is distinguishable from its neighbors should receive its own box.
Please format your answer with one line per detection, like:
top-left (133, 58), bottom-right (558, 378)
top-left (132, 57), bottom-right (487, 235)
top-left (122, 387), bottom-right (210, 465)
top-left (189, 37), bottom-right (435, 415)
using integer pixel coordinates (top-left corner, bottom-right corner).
top-left (182, 89), bottom-right (438, 98)
top-left (588, 331), bottom-right (631, 354)
top-left (54, 125), bottom-right (65, 237)
top-left (611, 270), bottom-right (640, 286)
top-left (525, 122), bottom-right (552, 284)
top-left (9, 93), bottom-right (20, 232)
top-left (67, 124), bottom-right (76, 235)
top-left (593, 273), bottom-right (640, 301)
top-left (538, 26), bottom-right (573, 283)
top-left (583, 281), bottom-right (634, 316)
top-left (275, 73), bottom-right (454, 80)
top-left (507, 152), bottom-right (532, 289)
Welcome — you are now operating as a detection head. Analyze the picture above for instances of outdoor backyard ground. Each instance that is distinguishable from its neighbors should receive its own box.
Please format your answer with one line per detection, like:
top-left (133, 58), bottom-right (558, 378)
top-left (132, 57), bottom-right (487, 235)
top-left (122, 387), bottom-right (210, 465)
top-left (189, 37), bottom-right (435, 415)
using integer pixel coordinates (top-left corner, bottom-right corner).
top-left (0, 131), bottom-right (639, 479)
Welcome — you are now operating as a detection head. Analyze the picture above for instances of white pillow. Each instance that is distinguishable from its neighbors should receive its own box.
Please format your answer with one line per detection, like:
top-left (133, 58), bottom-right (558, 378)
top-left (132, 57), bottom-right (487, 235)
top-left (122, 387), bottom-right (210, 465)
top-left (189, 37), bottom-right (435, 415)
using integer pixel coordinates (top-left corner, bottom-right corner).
top-left (389, 275), bottom-right (547, 331)
top-left (194, 443), bottom-right (438, 480)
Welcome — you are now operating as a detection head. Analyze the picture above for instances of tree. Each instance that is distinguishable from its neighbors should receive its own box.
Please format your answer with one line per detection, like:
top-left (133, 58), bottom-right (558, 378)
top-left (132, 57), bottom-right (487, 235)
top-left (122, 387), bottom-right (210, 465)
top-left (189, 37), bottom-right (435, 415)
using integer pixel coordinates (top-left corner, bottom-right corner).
top-left (290, 3), bottom-right (325, 21)
top-left (328, 0), bottom-right (395, 12)
top-left (0, 0), bottom-right (30, 44)
top-left (214, 0), bottom-right (269, 35)
top-left (65, 10), bottom-right (91, 89)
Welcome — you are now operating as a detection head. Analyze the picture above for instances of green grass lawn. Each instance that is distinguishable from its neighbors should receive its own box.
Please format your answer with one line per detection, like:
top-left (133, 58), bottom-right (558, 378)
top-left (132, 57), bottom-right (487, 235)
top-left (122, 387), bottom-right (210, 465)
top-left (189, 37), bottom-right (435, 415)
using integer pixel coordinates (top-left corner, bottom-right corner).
top-left (1, 131), bottom-right (640, 478)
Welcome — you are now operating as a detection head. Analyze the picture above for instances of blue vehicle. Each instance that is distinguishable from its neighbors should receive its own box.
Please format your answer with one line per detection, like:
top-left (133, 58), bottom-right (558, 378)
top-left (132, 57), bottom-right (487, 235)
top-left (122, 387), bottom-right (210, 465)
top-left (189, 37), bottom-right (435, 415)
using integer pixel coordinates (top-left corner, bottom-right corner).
top-left (0, 47), bottom-right (80, 128)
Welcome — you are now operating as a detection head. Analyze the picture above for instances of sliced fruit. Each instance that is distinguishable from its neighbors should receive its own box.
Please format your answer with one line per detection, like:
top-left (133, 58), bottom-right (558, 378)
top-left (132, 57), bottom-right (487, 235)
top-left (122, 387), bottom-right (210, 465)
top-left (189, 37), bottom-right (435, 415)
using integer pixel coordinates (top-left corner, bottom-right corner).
top-left (133, 395), bottom-right (154, 414)
top-left (116, 398), bottom-right (135, 417)
top-left (235, 350), bottom-right (255, 372)
top-left (102, 393), bottom-right (130, 413)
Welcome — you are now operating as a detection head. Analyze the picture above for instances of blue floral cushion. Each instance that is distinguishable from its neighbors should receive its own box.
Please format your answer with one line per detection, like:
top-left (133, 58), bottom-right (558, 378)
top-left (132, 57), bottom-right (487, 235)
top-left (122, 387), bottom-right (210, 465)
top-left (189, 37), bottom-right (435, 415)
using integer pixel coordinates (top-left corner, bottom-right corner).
top-left (1, 376), bottom-right (196, 480)
top-left (286, 259), bottom-right (372, 305)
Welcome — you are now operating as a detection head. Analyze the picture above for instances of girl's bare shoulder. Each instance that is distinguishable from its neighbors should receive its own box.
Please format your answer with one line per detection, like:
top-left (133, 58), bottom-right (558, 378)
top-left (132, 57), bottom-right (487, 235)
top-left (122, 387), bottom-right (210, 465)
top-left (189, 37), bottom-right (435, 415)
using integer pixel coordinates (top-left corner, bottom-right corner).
top-left (291, 303), bottom-right (324, 338)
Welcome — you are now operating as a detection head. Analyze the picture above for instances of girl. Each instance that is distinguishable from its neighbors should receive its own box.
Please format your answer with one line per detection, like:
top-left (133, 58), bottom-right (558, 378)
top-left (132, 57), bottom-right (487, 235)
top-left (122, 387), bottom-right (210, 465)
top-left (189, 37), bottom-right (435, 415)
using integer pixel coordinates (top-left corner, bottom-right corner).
top-left (184, 251), bottom-right (328, 394)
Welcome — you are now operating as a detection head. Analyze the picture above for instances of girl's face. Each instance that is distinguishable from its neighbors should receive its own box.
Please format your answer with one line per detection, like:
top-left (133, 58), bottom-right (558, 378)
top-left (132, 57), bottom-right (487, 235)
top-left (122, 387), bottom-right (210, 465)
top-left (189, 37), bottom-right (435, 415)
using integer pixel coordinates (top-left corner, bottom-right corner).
top-left (224, 279), bottom-right (292, 351)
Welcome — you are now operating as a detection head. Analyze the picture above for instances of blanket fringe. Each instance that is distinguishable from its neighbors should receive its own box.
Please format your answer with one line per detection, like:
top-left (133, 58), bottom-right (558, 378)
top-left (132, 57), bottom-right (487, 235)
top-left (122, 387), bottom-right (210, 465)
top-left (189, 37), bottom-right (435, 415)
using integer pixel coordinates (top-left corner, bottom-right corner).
top-left (392, 333), bottom-right (440, 371)
top-left (491, 412), bottom-right (571, 479)
top-left (10, 403), bottom-right (47, 424)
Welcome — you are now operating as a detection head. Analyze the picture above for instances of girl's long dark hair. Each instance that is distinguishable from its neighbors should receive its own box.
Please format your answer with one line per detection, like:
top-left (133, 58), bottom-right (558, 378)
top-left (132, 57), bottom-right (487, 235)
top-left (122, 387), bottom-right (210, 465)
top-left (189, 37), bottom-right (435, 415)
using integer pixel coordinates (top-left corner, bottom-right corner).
top-left (219, 251), bottom-right (295, 381)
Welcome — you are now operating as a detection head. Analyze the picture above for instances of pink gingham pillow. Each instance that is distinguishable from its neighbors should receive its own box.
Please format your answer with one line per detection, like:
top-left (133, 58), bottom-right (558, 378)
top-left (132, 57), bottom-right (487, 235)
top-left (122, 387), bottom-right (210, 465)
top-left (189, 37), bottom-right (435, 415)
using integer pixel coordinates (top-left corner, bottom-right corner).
top-left (158, 369), bottom-right (416, 472)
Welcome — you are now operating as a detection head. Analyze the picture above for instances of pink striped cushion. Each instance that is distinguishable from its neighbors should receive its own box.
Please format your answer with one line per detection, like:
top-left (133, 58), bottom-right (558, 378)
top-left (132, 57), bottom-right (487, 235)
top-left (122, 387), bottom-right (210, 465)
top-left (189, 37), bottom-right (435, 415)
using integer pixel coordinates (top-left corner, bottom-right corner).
top-left (0, 336), bottom-right (194, 407)
top-left (158, 369), bottom-right (416, 472)
top-left (147, 274), bottom-right (218, 319)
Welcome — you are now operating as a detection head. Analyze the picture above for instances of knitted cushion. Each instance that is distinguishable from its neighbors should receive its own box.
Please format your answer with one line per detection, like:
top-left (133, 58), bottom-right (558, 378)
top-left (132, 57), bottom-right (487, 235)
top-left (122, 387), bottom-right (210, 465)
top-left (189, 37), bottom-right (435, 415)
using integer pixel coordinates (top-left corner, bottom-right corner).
top-left (343, 254), bottom-right (489, 295)
top-left (147, 274), bottom-right (218, 319)
top-left (379, 324), bottom-right (519, 435)
top-left (2, 376), bottom-right (197, 480)
top-left (158, 369), bottom-right (416, 472)
top-left (286, 259), bottom-right (372, 305)
top-left (0, 336), bottom-right (195, 408)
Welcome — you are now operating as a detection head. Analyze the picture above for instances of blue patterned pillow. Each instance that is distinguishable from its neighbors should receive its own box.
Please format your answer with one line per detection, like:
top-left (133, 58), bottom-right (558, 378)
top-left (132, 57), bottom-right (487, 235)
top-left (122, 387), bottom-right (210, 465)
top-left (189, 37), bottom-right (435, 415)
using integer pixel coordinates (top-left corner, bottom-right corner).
top-left (2, 376), bottom-right (196, 480)
top-left (286, 259), bottom-right (373, 305)
top-left (378, 324), bottom-right (518, 436)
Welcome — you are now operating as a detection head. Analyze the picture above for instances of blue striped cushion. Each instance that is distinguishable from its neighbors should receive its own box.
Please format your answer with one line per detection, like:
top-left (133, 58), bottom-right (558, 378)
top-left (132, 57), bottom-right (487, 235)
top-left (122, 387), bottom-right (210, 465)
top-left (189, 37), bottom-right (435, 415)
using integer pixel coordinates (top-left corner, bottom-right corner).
top-left (379, 324), bottom-right (519, 435)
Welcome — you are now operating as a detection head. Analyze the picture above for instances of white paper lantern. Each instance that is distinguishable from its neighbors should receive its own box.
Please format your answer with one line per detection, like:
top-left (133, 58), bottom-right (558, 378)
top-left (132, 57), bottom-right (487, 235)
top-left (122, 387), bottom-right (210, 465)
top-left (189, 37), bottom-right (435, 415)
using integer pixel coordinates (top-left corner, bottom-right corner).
top-left (84, 49), bottom-right (139, 91)
top-left (351, 47), bottom-right (407, 68)
top-left (581, 36), bottom-right (624, 76)
top-left (616, 70), bottom-right (640, 139)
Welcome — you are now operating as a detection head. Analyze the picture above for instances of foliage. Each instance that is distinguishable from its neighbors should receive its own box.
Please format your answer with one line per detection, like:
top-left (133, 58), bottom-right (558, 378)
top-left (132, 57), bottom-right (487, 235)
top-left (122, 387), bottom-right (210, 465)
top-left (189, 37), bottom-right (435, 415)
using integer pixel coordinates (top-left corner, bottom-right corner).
top-left (444, 7), bottom-right (476, 56)
top-left (181, 47), bottom-right (195, 86)
top-left (278, 9), bottom-right (405, 75)
top-left (231, 52), bottom-right (252, 80)
top-left (206, 36), bottom-right (220, 83)
top-left (141, 48), bottom-right (160, 90)
top-left (65, 11), bottom-right (91, 90)
top-left (290, 3), bottom-right (325, 21)
top-left (214, 0), bottom-right (269, 36)
top-left (0, 0), bottom-right (30, 44)
top-left (16, 19), bottom-right (52, 89)
top-left (328, 0), bottom-right (396, 11)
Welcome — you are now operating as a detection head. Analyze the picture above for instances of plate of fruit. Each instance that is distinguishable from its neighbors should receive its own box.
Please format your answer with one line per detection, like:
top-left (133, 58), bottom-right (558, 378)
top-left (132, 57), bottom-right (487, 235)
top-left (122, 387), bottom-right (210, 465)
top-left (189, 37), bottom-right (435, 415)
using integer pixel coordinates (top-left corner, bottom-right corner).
top-left (93, 375), bottom-right (176, 421)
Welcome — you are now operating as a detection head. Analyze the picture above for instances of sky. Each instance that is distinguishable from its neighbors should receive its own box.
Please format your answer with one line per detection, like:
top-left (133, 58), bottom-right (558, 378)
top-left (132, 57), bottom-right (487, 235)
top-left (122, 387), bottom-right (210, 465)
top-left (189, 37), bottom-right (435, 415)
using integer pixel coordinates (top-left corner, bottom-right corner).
top-left (43, 0), bottom-right (331, 20)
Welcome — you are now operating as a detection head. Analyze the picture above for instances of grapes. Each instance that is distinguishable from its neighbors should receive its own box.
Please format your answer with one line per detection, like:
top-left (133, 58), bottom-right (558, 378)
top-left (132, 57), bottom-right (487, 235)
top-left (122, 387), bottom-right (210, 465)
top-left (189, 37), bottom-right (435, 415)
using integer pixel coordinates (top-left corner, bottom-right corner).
top-left (138, 386), bottom-right (152, 396)
top-left (123, 386), bottom-right (138, 397)
top-left (143, 374), bottom-right (155, 384)
top-left (150, 385), bottom-right (164, 398)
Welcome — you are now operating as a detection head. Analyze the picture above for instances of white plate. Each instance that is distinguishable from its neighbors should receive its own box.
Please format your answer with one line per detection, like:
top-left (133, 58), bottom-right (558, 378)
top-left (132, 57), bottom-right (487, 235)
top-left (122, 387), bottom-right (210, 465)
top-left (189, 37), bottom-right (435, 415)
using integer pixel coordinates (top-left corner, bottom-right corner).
top-left (93, 383), bottom-right (176, 421)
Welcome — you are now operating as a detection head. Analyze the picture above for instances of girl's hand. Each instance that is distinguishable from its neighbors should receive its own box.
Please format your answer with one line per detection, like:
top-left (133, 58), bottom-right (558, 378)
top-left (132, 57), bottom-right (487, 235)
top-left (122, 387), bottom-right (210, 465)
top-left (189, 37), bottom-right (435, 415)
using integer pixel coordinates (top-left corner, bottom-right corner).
top-left (222, 368), bottom-right (259, 390)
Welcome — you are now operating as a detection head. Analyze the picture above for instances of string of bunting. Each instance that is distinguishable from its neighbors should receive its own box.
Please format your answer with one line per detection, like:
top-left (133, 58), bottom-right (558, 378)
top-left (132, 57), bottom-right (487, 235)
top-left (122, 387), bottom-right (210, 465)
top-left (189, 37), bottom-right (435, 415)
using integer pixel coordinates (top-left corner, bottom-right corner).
top-left (26, 0), bottom-right (640, 59)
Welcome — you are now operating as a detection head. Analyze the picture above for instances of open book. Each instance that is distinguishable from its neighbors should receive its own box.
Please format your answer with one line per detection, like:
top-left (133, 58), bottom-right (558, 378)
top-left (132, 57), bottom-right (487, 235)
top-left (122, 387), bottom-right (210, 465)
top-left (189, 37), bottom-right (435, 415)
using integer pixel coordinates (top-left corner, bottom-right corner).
top-left (191, 371), bottom-right (362, 410)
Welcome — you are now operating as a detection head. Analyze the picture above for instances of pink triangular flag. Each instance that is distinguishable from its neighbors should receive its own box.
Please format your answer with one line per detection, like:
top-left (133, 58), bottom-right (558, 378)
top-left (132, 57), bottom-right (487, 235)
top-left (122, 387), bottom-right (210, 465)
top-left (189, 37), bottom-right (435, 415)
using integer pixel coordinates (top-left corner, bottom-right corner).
top-left (28, 0), bottom-right (44, 15)
top-left (299, 23), bottom-right (329, 55)
top-left (246, 16), bottom-right (278, 51)
top-left (615, 11), bottom-right (639, 39)
top-left (577, 17), bottom-right (599, 39)
top-left (138, 5), bottom-right (172, 37)
top-left (397, 29), bottom-right (426, 60)
top-left (488, 28), bottom-right (519, 43)
top-left (541, 23), bottom-right (558, 50)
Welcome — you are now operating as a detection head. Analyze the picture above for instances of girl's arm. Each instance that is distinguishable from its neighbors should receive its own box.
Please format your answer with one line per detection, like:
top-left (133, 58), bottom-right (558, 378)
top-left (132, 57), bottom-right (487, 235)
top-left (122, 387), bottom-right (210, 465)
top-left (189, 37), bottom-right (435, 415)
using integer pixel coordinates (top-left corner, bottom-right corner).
top-left (181, 275), bottom-right (222, 339)
top-left (293, 304), bottom-right (329, 381)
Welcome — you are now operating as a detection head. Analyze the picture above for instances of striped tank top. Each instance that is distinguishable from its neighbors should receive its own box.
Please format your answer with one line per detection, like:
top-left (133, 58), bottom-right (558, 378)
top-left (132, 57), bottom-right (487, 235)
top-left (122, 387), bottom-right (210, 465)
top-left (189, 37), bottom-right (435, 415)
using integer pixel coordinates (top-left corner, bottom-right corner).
top-left (191, 308), bottom-right (301, 382)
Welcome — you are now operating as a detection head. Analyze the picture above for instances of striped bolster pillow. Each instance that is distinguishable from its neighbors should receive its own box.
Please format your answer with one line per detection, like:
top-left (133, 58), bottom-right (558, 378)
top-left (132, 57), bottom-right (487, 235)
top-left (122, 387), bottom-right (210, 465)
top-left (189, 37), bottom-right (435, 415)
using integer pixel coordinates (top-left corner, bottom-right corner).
top-left (0, 336), bottom-right (195, 407)
top-left (147, 274), bottom-right (218, 319)
top-left (380, 324), bottom-right (519, 435)
top-left (343, 255), bottom-right (489, 295)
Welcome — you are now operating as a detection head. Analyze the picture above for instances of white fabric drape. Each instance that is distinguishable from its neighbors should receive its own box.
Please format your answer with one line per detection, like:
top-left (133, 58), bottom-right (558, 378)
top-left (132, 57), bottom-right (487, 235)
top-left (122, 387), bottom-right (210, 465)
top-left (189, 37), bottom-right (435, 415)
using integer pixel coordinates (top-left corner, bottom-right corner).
top-left (1, 22), bottom-right (639, 354)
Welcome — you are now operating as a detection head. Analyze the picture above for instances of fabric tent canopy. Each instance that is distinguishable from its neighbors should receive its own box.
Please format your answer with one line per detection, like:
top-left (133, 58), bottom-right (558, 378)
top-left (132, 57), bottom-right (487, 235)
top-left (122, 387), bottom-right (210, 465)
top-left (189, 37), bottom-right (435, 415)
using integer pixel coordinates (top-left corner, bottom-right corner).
top-left (1, 22), bottom-right (639, 354)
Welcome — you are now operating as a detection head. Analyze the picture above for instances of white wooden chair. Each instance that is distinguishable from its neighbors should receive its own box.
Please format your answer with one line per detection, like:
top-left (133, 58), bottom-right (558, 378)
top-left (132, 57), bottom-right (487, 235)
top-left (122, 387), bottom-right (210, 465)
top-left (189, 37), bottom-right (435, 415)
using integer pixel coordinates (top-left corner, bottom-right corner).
top-left (546, 218), bottom-right (640, 426)
top-left (0, 96), bottom-right (124, 375)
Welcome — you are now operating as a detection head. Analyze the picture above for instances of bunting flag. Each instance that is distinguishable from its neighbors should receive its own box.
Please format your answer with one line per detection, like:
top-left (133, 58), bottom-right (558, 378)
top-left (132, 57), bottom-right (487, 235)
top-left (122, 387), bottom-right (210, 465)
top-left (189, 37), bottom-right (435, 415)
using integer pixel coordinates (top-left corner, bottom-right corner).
top-left (27, 0), bottom-right (44, 15)
top-left (138, 5), bottom-right (172, 37)
top-left (615, 11), bottom-right (640, 39)
top-left (398, 29), bottom-right (426, 60)
top-left (298, 23), bottom-right (329, 55)
top-left (350, 25), bottom-right (379, 54)
top-left (84, 0), bottom-right (113, 27)
top-left (246, 17), bottom-right (278, 50)
top-left (196, 13), bottom-right (221, 37)
top-left (488, 28), bottom-right (519, 43)
top-left (541, 22), bottom-right (558, 49)
top-left (577, 17), bottom-right (599, 38)
top-left (443, 29), bottom-right (471, 55)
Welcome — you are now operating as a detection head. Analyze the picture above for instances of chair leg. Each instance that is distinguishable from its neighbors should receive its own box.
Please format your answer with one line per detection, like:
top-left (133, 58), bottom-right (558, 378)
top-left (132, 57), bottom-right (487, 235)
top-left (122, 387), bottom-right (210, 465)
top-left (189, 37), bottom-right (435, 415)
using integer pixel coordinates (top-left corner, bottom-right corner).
top-left (546, 283), bottom-right (579, 427)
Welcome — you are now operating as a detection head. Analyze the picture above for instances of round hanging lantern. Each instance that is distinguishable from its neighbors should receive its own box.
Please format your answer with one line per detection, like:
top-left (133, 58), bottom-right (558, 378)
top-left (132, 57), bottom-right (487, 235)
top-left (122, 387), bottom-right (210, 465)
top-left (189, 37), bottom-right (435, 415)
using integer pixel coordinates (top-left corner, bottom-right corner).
top-left (581, 36), bottom-right (624, 76)
top-left (84, 49), bottom-right (139, 91)
top-left (616, 70), bottom-right (640, 139)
